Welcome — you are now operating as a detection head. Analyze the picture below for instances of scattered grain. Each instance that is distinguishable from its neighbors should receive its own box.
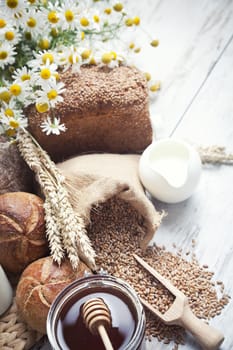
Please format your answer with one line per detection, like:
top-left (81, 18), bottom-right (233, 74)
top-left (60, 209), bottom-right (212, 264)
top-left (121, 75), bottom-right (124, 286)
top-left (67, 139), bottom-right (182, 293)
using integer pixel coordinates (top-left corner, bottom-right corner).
top-left (87, 197), bottom-right (230, 348)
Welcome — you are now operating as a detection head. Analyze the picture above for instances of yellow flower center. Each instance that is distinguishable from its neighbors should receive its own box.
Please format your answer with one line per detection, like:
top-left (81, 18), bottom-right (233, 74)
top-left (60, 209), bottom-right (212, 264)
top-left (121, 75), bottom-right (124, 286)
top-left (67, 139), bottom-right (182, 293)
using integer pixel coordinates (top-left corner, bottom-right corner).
top-left (51, 28), bottom-right (58, 37)
top-left (39, 38), bottom-right (50, 50)
top-left (36, 102), bottom-right (49, 113)
top-left (110, 51), bottom-right (117, 60)
top-left (40, 68), bottom-right (51, 79)
top-left (134, 47), bottom-right (141, 53)
top-left (150, 39), bottom-right (159, 47)
top-left (10, 84), bottom-right (21, 96)
top-left (6, 0), bottom-right (18, 9)
top-left (93, 15), bottom-right (100, 23)
top-left (9, 119), bottom-right (19, 128)
top-left (65, 10), bottom-right (74, 22)
top-left (5, 108), bottom-right (14, 117)
top-left (0, 51), bottom-right (8, 60)
top-left (21, 74), bottom-right (31, 81)
top-left (47, 89), bottom-right (58, 100)
top-left (81, 49), bottom-right (91, 60)
top-left (0, 19), bottom-right (6, 28)
top-left (129, 42), bottom-right (135, 49)
top-left (5, 31), bottom-right (15, 41)
top-left (89, 57), bottom-right (96, 65)
top-left (81, 31), bottom-right (85, 40)
top-left (80, 17), bottom-right (89, 26)
top-left (133, 16), bottom-right (140, 25)
top-left (150, 83), bottom-right (161, 92)
top-left (6, 128), bottom-right (16, 137)
top-left (144, 72), bottom-right (151, 81)
top-left (48, 11), bottom-right (59, 24)
top-left (101, 53), bottom-right (112, 64)
top-left (28, 0), bottom-right (36, 3)
top-left (42, 53), bottom-right (54, 64)
top-left (125, 18), bottom-right (133, 26)
top-left (27, 17), bottom-right (37, 28)
top-left (0, 91), bottom-right (11, 103)
top-left (113, 3), bottom-right (123, 12)
top-left (104, 8), bottom-right (112, 15)
top-left (68, 54), bottom-right (79, 64)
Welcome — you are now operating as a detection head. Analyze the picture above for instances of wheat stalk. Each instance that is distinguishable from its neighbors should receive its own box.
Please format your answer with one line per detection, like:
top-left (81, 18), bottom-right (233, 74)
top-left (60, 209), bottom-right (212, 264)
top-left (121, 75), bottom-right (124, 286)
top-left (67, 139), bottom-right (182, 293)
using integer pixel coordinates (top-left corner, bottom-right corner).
top-left (199, 145), bottom-right (233, 164)
top-left (17, 128), bottom-right (96, 270)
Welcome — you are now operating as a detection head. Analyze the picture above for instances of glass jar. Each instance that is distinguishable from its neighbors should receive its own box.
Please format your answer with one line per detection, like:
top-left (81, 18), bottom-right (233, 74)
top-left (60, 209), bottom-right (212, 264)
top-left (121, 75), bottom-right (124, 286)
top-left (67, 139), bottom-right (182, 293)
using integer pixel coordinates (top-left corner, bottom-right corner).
top-left (47, 273), bottom-right (146, 350)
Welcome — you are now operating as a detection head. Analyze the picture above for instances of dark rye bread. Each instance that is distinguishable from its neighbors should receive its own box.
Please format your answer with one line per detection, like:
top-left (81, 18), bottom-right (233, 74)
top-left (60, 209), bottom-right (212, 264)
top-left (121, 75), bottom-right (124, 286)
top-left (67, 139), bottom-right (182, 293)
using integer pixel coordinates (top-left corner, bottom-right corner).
top-left (27, 65), bottom-right (152, 162)
top-left (0, 136), bottom-right (33, 194)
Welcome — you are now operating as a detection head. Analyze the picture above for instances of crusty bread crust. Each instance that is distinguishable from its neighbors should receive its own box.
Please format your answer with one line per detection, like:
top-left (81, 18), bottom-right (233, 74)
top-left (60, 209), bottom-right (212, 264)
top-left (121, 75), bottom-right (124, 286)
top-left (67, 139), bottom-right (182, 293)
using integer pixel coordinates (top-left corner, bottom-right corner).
top-left (0, 192), bottom-right (48, 274)
top-left (28, 65), bottom-right (152, 161)
top-left (16, 257), bottom-right (90, 333)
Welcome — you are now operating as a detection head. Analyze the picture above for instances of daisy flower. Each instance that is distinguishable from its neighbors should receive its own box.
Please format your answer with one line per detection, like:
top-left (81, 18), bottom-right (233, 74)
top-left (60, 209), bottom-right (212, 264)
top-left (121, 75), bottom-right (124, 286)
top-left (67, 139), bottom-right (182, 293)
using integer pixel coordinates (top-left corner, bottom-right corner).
top-left (1, 99), bottom-right (23, 119)
top-left (24, 8), bottom-right (44, 38)
top-left (0, 87), bottom-right (11, 104)
top-left (2, 27), bottom-right (21, 45)
top-left (0, 100), bottom-right (26, 134)
top-left (12, 66), bottom-right (33, 86)
top-left (148, 79), bottom-right (161, 99)
top-left (40, 1), bottom-right (61, 29)
top-left (8, 81), bottom-right (32, 105)
top-left (40, 116), bottom-right (66, 135)
top-left (1, 114), bottom-right (28, 133)
top-left (28, 50), bottom-right (58, 69)
top-left (0, 41), bottom-right (16, 68)
top-left (0, 16), bottom-right (14, 34)
top-left (59, 45), bottom-right (81, 72)
top-left (3, 0), bottom-right (27, 20)
top-left (38, 36), bottom-right (52, 50)
top-left (94, 41), bottom-right (123, 68)
top-left (33, 61), bottom-right (58, 87)
top-left (36, 80), bottom-right (66, 108)
top-left (59, 0), bottom-right (80, 30)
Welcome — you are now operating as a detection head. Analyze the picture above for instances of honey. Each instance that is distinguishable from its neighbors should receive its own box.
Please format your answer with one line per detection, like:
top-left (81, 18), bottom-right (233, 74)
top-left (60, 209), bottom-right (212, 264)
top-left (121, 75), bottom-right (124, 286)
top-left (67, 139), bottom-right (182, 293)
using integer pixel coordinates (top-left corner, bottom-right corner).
top-left (47, 274), bottom-right (146, 350)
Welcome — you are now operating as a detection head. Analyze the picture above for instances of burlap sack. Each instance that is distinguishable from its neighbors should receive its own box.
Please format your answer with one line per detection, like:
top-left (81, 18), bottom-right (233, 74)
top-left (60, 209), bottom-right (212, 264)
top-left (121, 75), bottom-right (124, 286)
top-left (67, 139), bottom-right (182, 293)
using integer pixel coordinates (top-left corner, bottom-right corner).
top-left (58, 153), bottom-right (163, 248)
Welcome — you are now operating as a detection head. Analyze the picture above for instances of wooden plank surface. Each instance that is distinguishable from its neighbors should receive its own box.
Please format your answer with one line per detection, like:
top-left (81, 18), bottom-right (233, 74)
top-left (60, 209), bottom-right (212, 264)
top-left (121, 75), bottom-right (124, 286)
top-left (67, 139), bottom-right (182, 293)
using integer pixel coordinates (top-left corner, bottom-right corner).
top-left (127, 0), bottom-right (233, 136)
top-left (128, 0), bottom-right (233, 349)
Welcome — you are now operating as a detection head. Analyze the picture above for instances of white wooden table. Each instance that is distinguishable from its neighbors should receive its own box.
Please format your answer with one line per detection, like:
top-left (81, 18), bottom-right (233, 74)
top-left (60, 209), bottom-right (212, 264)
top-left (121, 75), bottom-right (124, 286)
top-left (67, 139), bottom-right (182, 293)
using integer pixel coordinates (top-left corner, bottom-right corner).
top-left (126, 0), bottom-right (233, 349)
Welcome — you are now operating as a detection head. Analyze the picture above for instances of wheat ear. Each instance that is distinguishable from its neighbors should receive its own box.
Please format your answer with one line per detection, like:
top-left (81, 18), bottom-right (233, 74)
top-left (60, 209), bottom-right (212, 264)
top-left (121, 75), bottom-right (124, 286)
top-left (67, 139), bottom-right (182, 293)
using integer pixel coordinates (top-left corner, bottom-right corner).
top-left (17, 128), bottom-right (96, 270)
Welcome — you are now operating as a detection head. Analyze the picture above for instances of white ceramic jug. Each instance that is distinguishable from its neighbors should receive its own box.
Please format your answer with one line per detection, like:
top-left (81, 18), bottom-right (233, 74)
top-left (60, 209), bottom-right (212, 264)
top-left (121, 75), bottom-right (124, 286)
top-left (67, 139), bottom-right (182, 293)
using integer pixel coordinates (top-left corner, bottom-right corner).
top-left (0, 265), bottom-right (13, 315)
top-left (139, 138), bottom-right (202, 203)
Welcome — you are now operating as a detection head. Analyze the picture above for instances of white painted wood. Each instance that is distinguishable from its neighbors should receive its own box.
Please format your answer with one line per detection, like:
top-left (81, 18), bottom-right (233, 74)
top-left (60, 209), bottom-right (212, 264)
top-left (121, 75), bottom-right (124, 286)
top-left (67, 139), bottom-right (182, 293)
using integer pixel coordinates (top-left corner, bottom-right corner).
top-left (127, 0), bottom-right (233, 136)
top-left (125, 1), bottom-right (233, 349)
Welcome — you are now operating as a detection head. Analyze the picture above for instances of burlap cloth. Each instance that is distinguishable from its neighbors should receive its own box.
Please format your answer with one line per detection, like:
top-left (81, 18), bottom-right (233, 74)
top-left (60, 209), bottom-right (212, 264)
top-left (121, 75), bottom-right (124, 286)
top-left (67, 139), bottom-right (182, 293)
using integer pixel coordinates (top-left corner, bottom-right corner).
top-left (0, 154), bottom-right (163, 349)
top-left (58, 153), bottom-right (164, 248)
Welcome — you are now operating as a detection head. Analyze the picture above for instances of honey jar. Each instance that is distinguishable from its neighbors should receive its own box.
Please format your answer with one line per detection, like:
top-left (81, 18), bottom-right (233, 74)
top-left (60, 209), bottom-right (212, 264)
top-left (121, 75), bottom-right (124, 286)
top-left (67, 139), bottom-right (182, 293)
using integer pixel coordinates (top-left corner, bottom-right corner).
top-left (47, 273), bottom-right (146, 350)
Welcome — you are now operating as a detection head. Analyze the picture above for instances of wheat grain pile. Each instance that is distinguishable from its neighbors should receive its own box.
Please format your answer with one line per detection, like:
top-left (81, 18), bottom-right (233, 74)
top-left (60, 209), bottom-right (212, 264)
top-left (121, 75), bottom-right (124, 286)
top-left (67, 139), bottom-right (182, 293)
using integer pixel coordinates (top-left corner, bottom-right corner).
top-left (88, 197), bottom-right (230, 348)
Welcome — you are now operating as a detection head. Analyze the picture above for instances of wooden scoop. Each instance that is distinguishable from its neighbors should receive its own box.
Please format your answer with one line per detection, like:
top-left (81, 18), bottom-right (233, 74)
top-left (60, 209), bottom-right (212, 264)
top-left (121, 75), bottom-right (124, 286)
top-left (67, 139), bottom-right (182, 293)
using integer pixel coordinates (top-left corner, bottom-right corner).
top-left (133, 254), bottom-right (224, 350)
top-left (82, 297), bottom-right (114, 350)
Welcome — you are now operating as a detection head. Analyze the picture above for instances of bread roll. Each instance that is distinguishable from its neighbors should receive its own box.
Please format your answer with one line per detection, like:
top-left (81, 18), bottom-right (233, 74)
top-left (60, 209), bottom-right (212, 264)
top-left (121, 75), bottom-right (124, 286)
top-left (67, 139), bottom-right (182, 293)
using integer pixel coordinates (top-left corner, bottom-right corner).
top-left (27, 65), bottom-right (152, 161)
top-left (0, 192), bottom-right (48, 274)
top-left (16, 256), bottom-right (91, 333)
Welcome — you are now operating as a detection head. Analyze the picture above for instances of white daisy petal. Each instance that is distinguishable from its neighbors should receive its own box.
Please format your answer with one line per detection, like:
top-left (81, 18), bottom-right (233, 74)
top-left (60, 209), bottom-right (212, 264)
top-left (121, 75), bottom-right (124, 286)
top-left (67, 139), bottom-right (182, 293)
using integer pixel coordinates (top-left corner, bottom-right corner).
top-left (40, 117), bottom-right (66, 135)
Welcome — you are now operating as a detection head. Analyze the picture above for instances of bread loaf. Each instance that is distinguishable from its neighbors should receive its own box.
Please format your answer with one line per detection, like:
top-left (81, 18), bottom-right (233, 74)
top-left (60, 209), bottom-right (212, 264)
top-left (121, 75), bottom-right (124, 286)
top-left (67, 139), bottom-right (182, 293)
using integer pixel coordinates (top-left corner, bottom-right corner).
top-left (27, 65), bottom-right (152, 161)
top-left (16, 256), bottom-right (91, 333)
top-left (0, 136), bottom-right (33, 194)
top-left (0, 192), bottom-right (48, 274)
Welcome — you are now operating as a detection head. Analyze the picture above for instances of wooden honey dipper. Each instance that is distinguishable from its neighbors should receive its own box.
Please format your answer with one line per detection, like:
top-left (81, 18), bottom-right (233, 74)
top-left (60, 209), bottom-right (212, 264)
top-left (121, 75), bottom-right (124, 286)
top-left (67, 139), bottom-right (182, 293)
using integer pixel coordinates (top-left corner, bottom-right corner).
top-left (82, 297), bottom-right (114, 350)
